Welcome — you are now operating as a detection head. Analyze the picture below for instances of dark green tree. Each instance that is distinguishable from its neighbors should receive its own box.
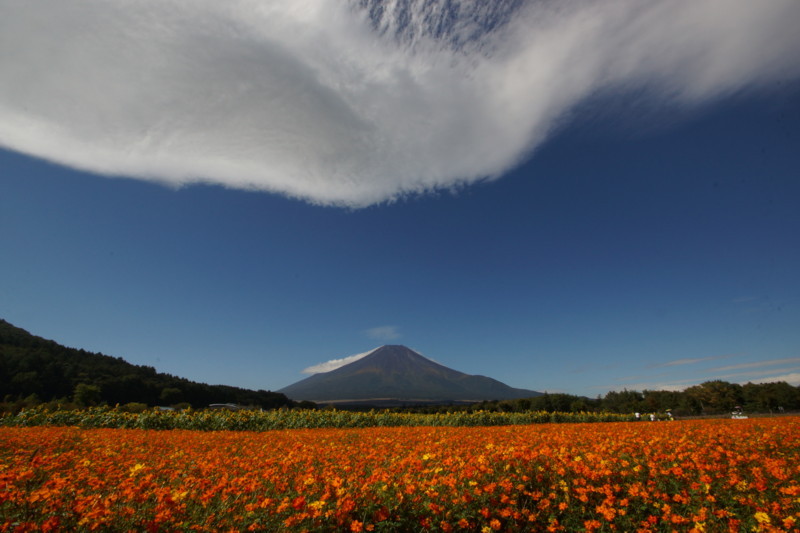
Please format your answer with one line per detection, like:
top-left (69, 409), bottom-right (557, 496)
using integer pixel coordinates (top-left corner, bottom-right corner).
top-left (159, 387), bottom-right (183, 405)
top-left (73, 383), bottom-right (102, 407)
top-left (743, 382), bottom-right (799, 412)
top-left (602, 389), bottom-right (644, 413)
top-left (684, 380), bottom-right (743, 414)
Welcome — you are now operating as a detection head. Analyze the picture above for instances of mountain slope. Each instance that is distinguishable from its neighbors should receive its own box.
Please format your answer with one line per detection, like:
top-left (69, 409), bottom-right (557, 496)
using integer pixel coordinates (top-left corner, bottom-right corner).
top-left (279, 345), bottom-right (541, 403)
top-left (0, 318), bottom-right (292, 409)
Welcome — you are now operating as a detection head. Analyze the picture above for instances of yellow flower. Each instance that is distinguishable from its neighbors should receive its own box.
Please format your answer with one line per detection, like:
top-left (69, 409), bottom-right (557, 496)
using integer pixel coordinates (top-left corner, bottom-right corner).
top-left (754, 512), bottom-right (771, 525)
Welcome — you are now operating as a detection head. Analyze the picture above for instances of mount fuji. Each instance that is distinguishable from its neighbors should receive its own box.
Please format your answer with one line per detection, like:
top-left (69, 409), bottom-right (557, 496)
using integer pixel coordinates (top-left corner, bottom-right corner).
top-left (278, 345), bottom-right (541, 406)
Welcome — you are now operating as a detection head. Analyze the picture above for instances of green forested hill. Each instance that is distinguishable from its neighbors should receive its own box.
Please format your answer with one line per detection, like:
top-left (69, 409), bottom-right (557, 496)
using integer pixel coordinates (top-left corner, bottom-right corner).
top-left (0, 319), bottom-right (292, 409)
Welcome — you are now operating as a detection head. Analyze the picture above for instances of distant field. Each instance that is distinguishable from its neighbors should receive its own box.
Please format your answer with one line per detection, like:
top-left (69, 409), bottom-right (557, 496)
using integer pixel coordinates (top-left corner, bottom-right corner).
top-left (2, 418), bottom-right (798, 532)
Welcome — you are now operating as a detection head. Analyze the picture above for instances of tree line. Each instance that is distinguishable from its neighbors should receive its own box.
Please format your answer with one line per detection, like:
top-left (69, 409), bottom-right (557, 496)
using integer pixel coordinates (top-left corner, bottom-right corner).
top-left (396, 380), bottom-right (799, 416)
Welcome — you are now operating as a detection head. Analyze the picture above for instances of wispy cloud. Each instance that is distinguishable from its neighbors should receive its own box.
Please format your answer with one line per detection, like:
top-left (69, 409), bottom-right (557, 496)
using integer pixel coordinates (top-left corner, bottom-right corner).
top-left (710, 358), bottom-right (800, 373)
top-left (301, 347), bottom-right (378, 374)
top-left (364, 325), bottom-right (401, 342)
top-left (749, 373), bottom-right (800, 386)
top-left (616, 381), bottom-right (697, 393)
top-left (1, 1), bottom-right (798, 206)
top-left (584, 378), bottom-right (696, 395)
top-left (714, 366), bottom-right (800, 384)
top-left (651, 353), bottom-right (737, 368)
top-left (600, 357), bottom-right (800, 393)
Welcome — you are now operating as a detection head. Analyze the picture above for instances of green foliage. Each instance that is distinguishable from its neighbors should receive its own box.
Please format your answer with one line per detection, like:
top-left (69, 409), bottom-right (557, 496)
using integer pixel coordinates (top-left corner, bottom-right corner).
top-left (743, 381), bottom-right (798, 413)
top-left (119, 402), bottom-right (149, 413)
top-left (73, 383), bottom-right (101, 407)
top-left (603, 389), bottom-right (644, 413)
top-left (0, 405), bottom-right (633, 431)
top-left (159, 387), bottom-right (183, 404)
top-left (684, 380), bottom-right (745, 414)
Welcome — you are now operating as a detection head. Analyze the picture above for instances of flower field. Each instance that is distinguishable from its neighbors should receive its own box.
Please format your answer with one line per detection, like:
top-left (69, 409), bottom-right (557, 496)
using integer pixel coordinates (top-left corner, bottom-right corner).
top-left (1, 418), bottom-right (798, 532)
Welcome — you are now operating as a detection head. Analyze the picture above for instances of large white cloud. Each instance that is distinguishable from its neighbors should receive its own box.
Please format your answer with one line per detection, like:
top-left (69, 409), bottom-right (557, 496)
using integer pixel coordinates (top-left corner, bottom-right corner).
top-left (1, 0), bottom-right (799, 206)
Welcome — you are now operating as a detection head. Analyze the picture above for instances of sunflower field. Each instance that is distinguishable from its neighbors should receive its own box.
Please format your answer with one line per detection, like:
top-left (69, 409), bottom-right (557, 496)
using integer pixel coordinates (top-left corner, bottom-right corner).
top-left (0, 406), bottom-right (633, 431)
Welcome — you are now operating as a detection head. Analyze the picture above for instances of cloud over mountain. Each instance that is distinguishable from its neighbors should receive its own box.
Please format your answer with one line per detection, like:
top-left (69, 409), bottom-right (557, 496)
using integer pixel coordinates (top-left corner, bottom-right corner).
top-left (2, 0), bottom-right (799, 206)
top-left (301, 348), bottom-right (378, 375)
top-left (364, 326), bottom-right (401, 341)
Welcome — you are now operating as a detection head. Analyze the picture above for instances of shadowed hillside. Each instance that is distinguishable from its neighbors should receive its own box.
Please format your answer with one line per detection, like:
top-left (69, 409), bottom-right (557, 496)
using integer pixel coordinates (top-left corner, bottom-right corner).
top-left (0, 319), bottom-right (292, 409)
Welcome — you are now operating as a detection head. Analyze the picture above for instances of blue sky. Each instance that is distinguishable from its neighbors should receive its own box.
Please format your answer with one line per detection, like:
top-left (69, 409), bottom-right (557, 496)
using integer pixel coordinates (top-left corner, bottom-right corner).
top-left (2, 1), bottom-right (799, 397)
